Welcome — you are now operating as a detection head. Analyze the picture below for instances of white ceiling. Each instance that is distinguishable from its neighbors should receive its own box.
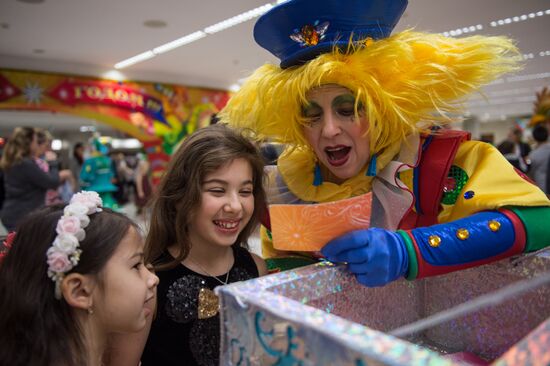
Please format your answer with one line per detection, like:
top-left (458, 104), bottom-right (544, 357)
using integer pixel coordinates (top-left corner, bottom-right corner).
top-left (0, 0), bottom-right (549, 127)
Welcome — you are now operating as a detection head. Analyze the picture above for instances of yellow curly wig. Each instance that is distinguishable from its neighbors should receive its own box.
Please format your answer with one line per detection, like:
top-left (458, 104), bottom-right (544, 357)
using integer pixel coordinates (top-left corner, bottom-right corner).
top-left (220, 30), bottom-right (520, 154)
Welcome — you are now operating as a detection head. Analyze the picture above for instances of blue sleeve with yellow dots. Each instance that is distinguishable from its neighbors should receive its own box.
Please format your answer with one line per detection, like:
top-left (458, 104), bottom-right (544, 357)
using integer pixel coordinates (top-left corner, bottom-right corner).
top-left (402, 210), bottom-right (525, 279)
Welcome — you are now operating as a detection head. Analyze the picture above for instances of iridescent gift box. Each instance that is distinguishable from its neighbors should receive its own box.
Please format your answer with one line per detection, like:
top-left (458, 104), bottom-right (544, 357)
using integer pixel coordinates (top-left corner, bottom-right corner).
top-left (217, 253), bottom-right (550, 365)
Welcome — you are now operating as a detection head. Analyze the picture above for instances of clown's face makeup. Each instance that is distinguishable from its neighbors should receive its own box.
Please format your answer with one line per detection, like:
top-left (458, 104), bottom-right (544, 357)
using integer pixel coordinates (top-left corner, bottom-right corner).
top-left (302, 85), bottom-right (370, 183)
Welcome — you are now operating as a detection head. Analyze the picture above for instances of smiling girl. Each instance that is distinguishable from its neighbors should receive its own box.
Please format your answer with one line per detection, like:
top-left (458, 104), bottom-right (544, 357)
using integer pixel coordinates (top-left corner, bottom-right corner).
top-left (139, 124), bottom-right (268, 366)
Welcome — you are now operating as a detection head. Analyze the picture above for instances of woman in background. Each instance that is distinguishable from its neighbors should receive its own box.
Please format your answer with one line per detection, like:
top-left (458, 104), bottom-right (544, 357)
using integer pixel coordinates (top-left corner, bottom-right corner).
top-left (0, 127), bottom-right (71, 231)
top-left (69, 142), bottom-right (85, 192)
top-left (134, 152), bottom-right (153, 216)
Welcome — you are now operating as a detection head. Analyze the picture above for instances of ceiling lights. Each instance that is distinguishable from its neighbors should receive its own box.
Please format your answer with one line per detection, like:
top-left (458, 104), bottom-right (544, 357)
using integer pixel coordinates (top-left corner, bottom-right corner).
top-left (468, 87), bottom-right (539, 101)
top-left (152, 31), bottom-right (206, 55)
top-left (114, 2), bottom-right (276, 69)
top-left (442, 8), bottom-right (549, 37)
top-left (204, 4), bottom-right (273, 34)
top-left (114, 1), bottom-right (550, 98)
top-left (490, 9), bottom-right (550, 28)
top-left (506, 72), bottom-right (550, 83)
top-left (115, 51), bottom-right (155, 69)
top-left (442, 24), bottom-right (483, 37)
top-left (468, 95), bottom-right (535, 107)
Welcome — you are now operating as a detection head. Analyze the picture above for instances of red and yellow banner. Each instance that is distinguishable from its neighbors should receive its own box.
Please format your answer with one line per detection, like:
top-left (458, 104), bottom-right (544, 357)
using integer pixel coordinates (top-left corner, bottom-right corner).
top-left (0, 69), bottom-right (231, 145)
top-left (48, 80), bottom-right (167, 124)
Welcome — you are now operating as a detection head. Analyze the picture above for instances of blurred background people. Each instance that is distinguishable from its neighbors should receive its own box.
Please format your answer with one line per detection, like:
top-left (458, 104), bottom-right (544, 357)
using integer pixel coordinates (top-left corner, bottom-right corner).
top-left (528, 124), bottom-right (550, 196)
top-left (0, 127), bottom-right (71, 231)
top-left (134, 152), bottom-right (152, 216)
top-left (34, 128), bottom-right (69, 205)
top-left (497, 126), bottom-right (532, 172)
top-left (69, 141), bottom-right (85, 191)
top-left (0, 138), bottom-right (5, 217)
top-left (111, 152), bottom-right (134, 206)
top-left (497, 140), bottom-right (522, 170)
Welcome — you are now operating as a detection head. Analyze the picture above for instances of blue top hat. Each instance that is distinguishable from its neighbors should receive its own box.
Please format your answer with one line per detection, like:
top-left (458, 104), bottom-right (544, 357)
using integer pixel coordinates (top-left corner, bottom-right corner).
top-left (254, 0), bottom-right (408, 69)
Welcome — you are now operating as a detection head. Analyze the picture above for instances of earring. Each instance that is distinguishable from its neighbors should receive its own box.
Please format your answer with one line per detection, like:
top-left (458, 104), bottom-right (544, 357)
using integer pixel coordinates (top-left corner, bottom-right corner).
top-left (313, 162), bottom-right (323, 186)
top-left (87, 307), bottom-right (94, 315)
top-left (366, 154), bottom-right (377, 177)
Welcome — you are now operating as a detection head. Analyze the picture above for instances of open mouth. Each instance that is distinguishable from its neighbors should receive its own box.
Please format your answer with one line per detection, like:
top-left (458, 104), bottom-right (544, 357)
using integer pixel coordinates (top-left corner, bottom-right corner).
top-left (325, 146), bottom-right (351, 166)
top-left (213, 220), bottom-right (240, 231)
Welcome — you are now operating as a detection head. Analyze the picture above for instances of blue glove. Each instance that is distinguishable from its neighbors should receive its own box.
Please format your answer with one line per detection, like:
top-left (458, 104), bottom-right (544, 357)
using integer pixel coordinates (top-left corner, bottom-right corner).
top-left (321, 228), bottom-right (409, 287)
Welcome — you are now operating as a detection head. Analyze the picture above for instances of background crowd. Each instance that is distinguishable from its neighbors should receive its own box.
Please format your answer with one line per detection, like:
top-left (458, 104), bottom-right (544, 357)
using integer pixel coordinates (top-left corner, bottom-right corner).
top-left (0, 127), bottom-right (154, 234)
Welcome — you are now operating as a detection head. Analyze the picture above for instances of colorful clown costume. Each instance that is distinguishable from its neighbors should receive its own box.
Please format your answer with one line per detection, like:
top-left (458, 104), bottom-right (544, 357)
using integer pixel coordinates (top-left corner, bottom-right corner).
top-left (257, 129), bottom-right (550, 276)
top-left (220, 0), bottom-right (550, 282)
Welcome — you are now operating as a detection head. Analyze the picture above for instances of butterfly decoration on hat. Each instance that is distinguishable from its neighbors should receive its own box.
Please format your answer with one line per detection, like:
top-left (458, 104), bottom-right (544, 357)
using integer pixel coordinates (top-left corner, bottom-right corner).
top-left (290, 20), bottom-right (330, 47)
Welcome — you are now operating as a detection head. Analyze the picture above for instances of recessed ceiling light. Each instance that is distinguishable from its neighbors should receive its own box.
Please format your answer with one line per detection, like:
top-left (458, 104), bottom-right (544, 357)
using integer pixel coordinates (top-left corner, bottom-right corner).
top-left (33, 49), bottom-right (45, 54)
top-left (16, 0), bottom-right (45, 4)
top-left (143, 20), bottom-right (167, 29)
top-left (0, 23), bottom-right (9, 30)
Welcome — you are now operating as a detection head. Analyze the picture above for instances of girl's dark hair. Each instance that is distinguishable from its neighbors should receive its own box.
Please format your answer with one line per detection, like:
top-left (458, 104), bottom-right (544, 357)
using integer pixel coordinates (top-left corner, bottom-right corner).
top-left (145, 124), bottom-right (266, 269)
top-left (0, 205), bottom-right (136, 366)
top-left (0, 126), bottom-right (35, 170)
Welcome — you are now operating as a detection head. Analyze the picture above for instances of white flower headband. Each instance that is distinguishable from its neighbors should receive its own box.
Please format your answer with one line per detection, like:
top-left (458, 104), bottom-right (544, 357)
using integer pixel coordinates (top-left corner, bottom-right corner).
top-left (46, 191), bottom-right (103, 299)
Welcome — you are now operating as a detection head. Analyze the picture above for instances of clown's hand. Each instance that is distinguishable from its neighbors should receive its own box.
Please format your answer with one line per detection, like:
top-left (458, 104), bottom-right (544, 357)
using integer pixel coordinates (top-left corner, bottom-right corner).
top-left (321, 228), bottom-right (408, 287)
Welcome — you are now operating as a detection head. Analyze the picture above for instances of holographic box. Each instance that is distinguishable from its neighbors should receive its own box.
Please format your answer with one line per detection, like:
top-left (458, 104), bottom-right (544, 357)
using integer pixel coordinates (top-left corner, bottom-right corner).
top-left (217, 253), bottom-right (550, 365)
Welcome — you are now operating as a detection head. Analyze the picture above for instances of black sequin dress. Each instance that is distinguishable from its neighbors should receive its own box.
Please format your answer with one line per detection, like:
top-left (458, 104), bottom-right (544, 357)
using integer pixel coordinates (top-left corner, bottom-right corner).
top-left (141, 245), bottom-right (259, 366)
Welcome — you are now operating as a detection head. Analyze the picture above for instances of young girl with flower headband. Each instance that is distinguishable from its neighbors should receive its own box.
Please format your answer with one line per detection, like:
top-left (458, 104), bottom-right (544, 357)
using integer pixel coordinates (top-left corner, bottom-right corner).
top-left (0, 191), bottom-right (159, 366)
top-left (114, 124), bottom-right (267, 366)
top-left (220, 0), bottom-right (550, 285)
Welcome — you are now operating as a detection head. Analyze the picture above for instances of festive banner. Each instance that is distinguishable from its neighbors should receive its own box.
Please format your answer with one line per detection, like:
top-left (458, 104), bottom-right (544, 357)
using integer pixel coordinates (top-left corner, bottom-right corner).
top-left (0, 69), bottom-right (231, 188)
top-left (0, 74), bottom-right (22, 103)
top-left (0, 69), bottom-right (231, 148)
top-left (47, 79), bottom-right (168, 124)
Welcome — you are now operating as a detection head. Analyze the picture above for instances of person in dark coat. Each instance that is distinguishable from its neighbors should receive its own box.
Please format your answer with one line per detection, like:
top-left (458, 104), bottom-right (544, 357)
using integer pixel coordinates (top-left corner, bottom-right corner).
top-left (0, 127), bottom-right (71, 231)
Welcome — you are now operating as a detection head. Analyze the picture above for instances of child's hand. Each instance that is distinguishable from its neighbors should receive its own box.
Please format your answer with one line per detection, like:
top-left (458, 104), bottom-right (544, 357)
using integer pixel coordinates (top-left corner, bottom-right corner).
top-left (321, 228), bottom-right (409, 287)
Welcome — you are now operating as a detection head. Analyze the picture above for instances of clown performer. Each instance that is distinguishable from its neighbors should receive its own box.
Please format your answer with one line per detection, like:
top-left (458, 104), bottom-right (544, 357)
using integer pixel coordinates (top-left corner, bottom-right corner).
top-left (220, 0), bottom-right (550, 286)
top-left (80, 137), bottom-right (119, 209)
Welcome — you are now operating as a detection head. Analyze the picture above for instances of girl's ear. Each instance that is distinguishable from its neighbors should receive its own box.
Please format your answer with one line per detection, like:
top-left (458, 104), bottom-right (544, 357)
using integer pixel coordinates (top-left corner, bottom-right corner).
top-left (61, 273), bottom-right (96, 310)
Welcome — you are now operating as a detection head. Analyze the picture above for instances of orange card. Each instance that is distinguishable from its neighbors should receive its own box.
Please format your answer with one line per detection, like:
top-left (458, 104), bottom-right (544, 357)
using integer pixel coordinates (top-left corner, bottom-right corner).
top-left (269, 192), bottom-right (372, 251)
